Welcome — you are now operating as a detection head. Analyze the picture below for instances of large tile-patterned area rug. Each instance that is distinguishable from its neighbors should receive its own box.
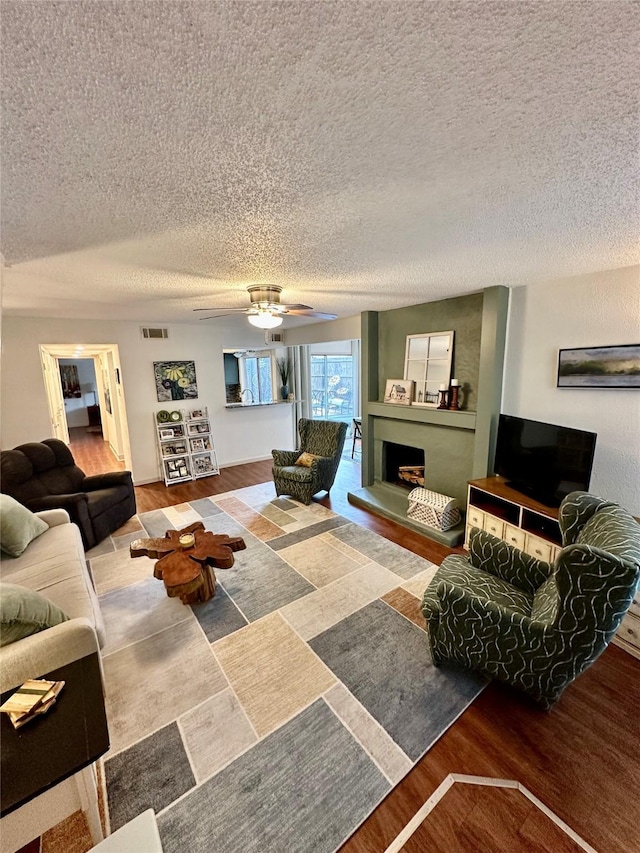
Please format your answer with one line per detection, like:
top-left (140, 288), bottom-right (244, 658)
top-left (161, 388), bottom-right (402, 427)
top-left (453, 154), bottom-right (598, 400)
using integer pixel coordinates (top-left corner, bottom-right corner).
top-left (89, 483), bottom-right (485, 853)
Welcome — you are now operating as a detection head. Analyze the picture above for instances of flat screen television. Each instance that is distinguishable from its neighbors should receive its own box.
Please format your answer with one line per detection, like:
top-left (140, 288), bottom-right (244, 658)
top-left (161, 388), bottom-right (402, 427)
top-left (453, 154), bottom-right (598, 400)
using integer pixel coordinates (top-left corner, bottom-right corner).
top-left (494, 415), bottom-right (597, 507)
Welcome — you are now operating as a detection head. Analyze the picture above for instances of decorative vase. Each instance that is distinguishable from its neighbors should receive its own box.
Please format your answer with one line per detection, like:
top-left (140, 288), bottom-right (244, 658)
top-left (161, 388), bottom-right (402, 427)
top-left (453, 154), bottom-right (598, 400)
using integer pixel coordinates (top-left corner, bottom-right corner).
top-left (280, 384), bottom-right (289, 400)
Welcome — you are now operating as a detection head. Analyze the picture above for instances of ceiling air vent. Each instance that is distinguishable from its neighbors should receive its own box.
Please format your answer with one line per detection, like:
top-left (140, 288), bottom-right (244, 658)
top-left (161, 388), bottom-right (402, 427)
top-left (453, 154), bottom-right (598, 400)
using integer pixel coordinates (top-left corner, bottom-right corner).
top-left (265, 330), bottom-right (285, 344)
top-left (141, 327), bottom-right (169, 340)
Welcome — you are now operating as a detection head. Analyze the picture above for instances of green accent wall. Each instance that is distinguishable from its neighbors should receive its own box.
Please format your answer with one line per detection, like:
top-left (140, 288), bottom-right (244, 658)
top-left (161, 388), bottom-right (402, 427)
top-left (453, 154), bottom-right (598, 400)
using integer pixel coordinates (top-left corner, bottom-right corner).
top-left (378, 291), bottom-right (484, 411)
top-left (474, 286), bottom-right (510, 478)
top-left (356, 286), bottom-right (509, 513)
top-left (361, 311), bottom-right (378, 487)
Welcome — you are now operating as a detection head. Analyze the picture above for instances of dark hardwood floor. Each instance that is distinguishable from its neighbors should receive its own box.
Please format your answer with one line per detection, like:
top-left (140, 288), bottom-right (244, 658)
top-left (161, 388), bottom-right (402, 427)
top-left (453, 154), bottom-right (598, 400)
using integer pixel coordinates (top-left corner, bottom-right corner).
top-left (394, 781), bottom-right (584, 852)
top-left (68, 427), bottom-right (125, 476)
top-left (135, 455), bottom-right (461, 564)
top-left (87, 444), bottom-right (640, 851)
top-left (343, 645), bottom-right (639, 853)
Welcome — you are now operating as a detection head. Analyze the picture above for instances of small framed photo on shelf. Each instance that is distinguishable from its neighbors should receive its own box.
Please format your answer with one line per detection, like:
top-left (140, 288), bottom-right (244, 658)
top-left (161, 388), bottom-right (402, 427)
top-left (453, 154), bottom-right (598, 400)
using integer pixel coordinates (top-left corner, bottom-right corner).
top-left (188, 407), bottom-right (208, 420)
top-left (193, 453), bottom-right (215, 475)
top-left (162, 441), bottom-right (187, 457)
top-left (383, 379), bottom-right (414, 405)
top-left (187, 421), bottom-right (210, 436)
top-left (189, 437), bottom-right (206, 452)
top-left (159, 425), bottom-right (185, 440)
top-left (164, 456), bottom-right (190, 479)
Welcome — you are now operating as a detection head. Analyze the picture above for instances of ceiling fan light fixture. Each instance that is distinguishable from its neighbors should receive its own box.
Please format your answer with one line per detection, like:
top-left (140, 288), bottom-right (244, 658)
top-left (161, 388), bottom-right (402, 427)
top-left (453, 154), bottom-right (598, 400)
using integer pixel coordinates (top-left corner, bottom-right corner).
top-left (247, 310), bottom-right (283, 330)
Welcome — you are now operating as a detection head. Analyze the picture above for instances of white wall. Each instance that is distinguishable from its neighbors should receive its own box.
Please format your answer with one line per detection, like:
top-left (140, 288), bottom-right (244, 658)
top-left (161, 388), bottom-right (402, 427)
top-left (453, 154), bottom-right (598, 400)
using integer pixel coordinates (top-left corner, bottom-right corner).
top-left (285, 314), bottom-right (361, 346)
top-left (309, 340), bottom-right (354, 355)
top-left (503, 265), bottom-right (640, 514)
top-left (1, 316), bottom-right (295, 484)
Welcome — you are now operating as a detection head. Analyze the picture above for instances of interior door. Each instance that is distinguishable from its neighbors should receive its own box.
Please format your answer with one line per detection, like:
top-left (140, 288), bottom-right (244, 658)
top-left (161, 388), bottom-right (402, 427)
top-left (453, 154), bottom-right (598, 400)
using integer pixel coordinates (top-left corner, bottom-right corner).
top-left (39, 347), bottom-right (70, 444)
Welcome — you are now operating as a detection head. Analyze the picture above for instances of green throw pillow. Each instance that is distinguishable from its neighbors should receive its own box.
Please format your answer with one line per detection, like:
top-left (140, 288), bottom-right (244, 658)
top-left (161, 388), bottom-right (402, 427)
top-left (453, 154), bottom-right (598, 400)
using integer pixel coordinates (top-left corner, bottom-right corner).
top-left (0, 494), bottom-right (49, 557)
top-left (0, 583), bottom-right (70, 647)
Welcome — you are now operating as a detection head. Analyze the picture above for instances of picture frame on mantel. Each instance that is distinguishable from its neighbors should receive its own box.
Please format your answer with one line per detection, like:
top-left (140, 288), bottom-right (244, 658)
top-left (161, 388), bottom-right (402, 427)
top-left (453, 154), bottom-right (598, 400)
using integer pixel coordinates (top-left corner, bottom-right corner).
top-left (383, 379), bottom-right (414, 405)
top-left (404, 331), bottom-right (454, 406)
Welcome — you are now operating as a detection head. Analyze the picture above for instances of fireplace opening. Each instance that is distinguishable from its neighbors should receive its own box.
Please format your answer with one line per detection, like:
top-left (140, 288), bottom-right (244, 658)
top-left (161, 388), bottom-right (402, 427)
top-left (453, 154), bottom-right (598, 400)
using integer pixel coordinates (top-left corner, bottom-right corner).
top-left (383, 441), bottom-right (425, 488)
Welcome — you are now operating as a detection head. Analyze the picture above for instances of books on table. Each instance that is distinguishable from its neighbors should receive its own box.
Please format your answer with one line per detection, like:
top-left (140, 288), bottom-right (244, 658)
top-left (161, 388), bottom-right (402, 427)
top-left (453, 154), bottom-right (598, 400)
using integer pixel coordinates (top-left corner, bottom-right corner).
top-left (0, 678), bottom-right (65, 729)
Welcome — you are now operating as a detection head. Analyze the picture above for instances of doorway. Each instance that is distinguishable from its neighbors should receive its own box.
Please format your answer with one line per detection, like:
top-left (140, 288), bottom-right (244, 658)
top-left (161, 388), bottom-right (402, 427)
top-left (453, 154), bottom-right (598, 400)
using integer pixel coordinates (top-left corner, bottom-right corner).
top-left (59, 356), bottom-right (124, 475)
top-left (40, 344), bottom-right (133, 476)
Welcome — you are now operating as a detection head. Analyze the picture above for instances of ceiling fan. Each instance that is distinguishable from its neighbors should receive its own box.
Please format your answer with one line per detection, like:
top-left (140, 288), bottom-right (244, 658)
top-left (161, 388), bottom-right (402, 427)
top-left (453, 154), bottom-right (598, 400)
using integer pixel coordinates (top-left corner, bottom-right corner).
top-left (194, 285), bottom-right (337, 329)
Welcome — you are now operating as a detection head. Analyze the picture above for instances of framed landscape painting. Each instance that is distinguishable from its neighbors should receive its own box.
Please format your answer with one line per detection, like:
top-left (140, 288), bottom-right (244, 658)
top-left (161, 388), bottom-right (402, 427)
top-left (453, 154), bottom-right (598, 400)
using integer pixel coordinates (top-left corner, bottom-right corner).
top-left (557, 344), bottom-right (640, 388)
top-left (154, 361), bottom-right (198, 401)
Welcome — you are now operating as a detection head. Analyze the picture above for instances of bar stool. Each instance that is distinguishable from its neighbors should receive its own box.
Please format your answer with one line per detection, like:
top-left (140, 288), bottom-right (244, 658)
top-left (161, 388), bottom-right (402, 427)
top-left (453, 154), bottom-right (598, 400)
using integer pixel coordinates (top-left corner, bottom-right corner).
top-left (351, 417), bottom-right (362, 458)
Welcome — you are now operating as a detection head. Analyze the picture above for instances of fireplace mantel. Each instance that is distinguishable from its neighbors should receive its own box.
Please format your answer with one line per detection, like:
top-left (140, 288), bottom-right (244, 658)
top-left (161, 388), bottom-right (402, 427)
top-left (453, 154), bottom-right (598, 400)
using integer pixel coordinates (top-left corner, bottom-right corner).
top-left (367, 402), bottom-right (477, 430)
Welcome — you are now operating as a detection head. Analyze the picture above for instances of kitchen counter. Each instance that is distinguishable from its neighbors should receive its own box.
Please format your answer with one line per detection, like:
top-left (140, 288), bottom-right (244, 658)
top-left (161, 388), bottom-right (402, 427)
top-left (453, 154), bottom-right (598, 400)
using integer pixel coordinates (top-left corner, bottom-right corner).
top-left (225, 400), bottom-right (297, 409)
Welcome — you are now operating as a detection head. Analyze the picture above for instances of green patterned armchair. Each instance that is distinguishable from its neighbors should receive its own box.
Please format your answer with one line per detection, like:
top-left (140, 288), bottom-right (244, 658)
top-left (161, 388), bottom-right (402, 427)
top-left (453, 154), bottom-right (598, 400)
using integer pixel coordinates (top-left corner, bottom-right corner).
top-left (421, 492), bottom-right (640, 708)
top-left (272, 418), bottom-right (348, 505)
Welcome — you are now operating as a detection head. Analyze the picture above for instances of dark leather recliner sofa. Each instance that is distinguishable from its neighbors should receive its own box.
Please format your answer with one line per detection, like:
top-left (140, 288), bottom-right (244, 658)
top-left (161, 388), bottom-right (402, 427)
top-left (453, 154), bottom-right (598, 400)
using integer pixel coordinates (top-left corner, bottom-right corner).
top-left (0, 439), bottom-right (136, 550)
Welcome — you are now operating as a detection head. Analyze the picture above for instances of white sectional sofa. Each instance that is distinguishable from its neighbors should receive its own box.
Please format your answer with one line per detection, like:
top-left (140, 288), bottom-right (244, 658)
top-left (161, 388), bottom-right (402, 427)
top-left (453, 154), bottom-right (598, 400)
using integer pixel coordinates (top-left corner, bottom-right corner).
top-left (0, 509), bottom-right (105, 695)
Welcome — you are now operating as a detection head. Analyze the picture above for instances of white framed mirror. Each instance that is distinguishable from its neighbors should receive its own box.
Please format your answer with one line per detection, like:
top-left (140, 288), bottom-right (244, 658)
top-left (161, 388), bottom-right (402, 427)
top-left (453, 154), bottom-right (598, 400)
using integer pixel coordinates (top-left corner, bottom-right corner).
top-left (403, 331), bottom-right (454, 406)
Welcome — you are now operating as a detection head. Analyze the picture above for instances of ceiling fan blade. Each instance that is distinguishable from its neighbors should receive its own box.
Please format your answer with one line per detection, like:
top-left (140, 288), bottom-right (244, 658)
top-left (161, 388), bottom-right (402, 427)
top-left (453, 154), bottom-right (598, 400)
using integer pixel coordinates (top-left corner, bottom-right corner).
top-left (278, 303), bottom-right (314, 311)
top-left (193, 307), bottom-right (247, 312)
top-left (285, 309), bottom-right (338, 319)
top-left (198, 312), bottom-right (249, 320)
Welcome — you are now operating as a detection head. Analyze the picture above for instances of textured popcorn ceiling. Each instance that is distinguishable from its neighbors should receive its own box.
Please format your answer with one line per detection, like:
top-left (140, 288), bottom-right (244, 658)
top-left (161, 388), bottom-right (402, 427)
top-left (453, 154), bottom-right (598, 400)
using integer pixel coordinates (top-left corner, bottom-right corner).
top-left (1, 1), bottom-right (638, 324)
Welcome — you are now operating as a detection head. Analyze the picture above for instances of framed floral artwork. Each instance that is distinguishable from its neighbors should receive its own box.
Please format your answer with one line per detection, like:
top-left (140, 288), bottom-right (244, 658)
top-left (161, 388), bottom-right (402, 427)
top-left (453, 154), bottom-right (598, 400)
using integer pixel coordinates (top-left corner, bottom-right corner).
top-left (154, 361), bottom-right (198, 402)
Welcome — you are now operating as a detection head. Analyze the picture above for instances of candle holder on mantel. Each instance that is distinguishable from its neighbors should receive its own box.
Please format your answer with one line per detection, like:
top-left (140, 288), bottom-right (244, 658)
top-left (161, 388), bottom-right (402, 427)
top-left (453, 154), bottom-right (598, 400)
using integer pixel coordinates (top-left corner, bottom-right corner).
top-left (448, 379), bottom-right (460, 410)
top-left (437, 387), bottom-right (449, 409)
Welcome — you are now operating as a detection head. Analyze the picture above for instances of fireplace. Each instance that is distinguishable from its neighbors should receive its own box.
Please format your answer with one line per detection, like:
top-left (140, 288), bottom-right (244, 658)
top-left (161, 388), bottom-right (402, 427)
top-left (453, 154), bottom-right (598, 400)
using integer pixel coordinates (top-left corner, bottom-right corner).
top-left (383, 441), bottom-right (425, 488)
top-left (349, 407), bottom-right (477, 546)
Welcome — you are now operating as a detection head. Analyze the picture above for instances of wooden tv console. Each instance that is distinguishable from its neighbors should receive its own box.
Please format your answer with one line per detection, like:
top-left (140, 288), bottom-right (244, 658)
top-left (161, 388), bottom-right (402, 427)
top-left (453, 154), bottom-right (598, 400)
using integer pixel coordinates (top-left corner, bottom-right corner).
top-left (465, 477), bottom-right (562, 562)
top-left (465, 476), bottom-right (640, 659)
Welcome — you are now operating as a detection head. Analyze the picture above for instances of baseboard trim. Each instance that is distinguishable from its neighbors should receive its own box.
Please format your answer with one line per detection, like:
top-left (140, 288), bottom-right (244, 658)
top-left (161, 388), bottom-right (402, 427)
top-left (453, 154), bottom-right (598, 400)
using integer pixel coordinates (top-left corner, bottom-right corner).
top-left (109, 442), bottom-right (124, 462)
top-left (219, 455), bottom-right (273, 468)
top-left (611, 634), bottom-right (640, 660)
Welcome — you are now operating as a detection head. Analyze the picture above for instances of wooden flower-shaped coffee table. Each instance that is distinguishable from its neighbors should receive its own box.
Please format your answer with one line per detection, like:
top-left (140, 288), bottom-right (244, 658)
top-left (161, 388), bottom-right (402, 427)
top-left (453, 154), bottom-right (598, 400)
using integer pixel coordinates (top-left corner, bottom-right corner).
top-left (130, 521), bottom-right (246, 604)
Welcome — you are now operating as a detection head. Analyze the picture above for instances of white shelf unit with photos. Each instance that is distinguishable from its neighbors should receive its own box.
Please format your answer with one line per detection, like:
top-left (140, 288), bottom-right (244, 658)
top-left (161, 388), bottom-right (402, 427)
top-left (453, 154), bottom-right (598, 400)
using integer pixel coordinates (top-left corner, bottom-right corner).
top-left (185, 407), bottom-right (219, 479)
top-left (155, 407), bottom-right (219, 486)
top-left (156, 416), bottom-right (192, 486)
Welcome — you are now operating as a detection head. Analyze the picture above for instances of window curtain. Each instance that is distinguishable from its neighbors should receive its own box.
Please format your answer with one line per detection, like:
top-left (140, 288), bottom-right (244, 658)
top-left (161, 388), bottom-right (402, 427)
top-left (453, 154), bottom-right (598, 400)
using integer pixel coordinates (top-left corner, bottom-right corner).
top-left (290, 345), bottom-right (311, 447)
